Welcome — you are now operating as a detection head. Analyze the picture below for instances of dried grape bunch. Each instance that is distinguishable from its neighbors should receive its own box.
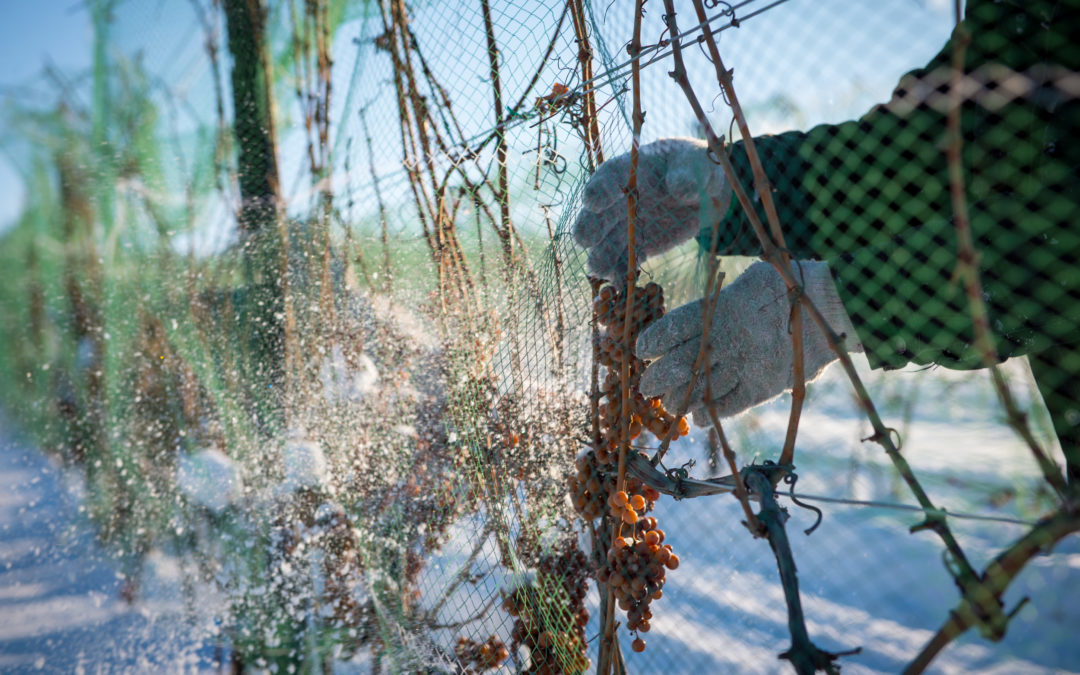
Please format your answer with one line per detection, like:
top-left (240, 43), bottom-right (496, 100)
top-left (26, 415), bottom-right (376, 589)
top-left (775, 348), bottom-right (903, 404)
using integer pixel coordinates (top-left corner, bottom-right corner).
top-left (593, 282), bottom-right (688, 463)
top-left (503, 542), bottom-right (592, 674)
top-left (568, 281), bottom-right (687, 653)
top-left (597, 515), bottom-right (679, 652)
top-left (454, 635), bottom-right (510, 673)
top-left (568, 452), bottom-right (661, 524)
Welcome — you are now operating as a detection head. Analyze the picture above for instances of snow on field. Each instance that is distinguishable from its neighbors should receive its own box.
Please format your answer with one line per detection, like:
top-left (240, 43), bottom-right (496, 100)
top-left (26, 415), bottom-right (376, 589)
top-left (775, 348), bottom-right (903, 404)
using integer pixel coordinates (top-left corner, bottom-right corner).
top-left (618, 358), bottom-right (1080, 674)
top-left (0, 417), bottom-right (221, 672)
top-left (1, 355), bottom-right (1078, 673)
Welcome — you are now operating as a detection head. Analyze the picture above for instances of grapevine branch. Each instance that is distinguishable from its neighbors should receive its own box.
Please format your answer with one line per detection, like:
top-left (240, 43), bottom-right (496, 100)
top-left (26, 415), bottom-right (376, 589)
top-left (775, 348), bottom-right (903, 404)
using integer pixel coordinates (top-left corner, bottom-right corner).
top-left (703, 390), bottom-right (761, 534)
top-left (569, 0), bottom-right (606, 169)
top-left (658, 3), bottom-right (1027, 670)
top-left (940, 3), bottom-right (1068, 502)
top-left (904, 507), bottom-right (1080, 674)
top-left (627, 450), bottom-right (742, 500)
top-left (899, 4), bottom-right (1076, 668)
top-left (649, 230), bottom-right (725, 469)
top-left (664, 0), bottom-right (986, 602)
top-left (599, 2), bottom-right (645, 671)
top-left (686, 0), bottom-right (807, 466)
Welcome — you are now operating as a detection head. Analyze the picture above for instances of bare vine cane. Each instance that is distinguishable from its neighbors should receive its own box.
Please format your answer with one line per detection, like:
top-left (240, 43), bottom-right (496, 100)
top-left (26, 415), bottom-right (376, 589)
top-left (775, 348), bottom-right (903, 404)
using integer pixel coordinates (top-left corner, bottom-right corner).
top-left (901, 4), bottom-right (1075, 670)
top-left (569, 0), bottom-right (606, 170)
top-left (646, 252), bottom-right (725, 471)
top-left (904, 508), bottom-right (1080, 674)
top-left (701, 367), bottom-right (761, 535)
top-left (598, 2), bottom-right (646, 671)
top-left (658, 2), bottom-right (1020, 671)
top-left (667, 0), bottom-right (988, 608)
top-left (940, 2), bottom-right (1068, 503)
top-left (685, 0), bottom-right (807, 467)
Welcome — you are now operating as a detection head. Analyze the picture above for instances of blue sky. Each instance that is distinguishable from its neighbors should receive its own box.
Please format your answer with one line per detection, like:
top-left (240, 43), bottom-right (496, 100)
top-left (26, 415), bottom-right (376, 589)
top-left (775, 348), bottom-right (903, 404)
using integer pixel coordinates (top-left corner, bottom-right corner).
top-left (0, 0), bottom-right (207, 232)
top-left (0, 1), bottom-right (92, 230)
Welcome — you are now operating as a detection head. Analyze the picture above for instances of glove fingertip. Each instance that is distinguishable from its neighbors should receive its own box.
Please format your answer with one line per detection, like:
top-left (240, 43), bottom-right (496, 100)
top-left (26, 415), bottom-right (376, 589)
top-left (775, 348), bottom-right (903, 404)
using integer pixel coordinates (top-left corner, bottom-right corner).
top-left (635, 325), bottom-right (656, 359)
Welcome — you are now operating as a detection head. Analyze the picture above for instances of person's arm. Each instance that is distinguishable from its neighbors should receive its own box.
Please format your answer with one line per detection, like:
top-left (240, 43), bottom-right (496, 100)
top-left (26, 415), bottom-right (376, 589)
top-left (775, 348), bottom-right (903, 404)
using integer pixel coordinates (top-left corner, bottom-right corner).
top-left (705, 0), bottom-right (1080, 370)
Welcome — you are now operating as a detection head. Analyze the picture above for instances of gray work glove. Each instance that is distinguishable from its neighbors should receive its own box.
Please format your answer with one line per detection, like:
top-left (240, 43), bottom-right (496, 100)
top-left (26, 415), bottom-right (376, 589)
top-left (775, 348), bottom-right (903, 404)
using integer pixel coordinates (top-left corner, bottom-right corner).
top-left (636, 261), bottom-right (863, 424)
top-left (573, 137), bottom-right (732, 280)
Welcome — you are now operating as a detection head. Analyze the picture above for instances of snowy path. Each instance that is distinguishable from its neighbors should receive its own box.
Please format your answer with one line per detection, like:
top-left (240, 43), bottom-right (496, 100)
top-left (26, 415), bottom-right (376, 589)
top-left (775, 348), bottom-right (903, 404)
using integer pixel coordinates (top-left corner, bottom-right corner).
top-left (0, 418), bottom-right (215, 673)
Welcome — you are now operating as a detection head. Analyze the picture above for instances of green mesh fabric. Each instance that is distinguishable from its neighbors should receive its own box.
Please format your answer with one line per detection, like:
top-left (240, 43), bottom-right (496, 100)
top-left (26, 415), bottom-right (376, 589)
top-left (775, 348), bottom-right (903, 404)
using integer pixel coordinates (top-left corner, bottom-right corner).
top-left (4, 0), bottom-right (1080, 671)
top-left (705, 0), bottom-right (1080, 373)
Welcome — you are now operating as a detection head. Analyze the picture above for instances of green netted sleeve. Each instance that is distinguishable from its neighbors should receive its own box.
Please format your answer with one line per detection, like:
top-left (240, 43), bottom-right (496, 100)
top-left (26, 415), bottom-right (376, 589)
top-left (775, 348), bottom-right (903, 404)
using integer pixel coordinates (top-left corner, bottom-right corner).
top-left (702, 0), bottom-right (1080, 372)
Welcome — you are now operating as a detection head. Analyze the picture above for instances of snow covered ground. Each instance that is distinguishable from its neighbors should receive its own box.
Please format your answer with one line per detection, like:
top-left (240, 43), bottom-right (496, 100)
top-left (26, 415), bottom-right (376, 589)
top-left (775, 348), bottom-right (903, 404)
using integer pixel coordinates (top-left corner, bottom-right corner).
top-left (614, 359), bottom-right (1080, 674)
top-left (0, 417), bottom-right (220, 673)
top-left (1, 357), bottom-right (1079, 673)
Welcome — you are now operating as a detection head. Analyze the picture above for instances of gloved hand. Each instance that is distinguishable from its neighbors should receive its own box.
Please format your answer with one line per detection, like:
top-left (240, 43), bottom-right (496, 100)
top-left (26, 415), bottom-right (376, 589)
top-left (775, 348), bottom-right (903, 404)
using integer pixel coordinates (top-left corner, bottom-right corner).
top-left (636, 261), bottom-right (863, 424)
top-left (573, 137), bottom-right (732, 280)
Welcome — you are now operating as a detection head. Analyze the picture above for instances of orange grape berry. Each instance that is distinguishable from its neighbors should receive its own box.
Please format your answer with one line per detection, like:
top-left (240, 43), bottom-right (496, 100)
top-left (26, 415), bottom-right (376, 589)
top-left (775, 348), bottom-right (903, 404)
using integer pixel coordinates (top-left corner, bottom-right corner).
top-left (614, 490), bottom-right (629, 506)
top-left (632, 638), bottom-right (646, 653)
top-left (644, 530), bottom-right (660, 546)
top-left (677, 416), bottom-right (690, 436)
top-left (665, 553), bottom-right (680, 570)
top-left (629, 494), bottom-right (646, 511)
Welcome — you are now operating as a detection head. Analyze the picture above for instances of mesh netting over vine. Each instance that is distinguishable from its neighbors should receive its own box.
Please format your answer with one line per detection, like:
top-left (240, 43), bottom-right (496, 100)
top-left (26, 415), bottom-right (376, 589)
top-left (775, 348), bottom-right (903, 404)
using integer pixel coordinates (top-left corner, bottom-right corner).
top-left (1, 0), bottom-right (1078, 673)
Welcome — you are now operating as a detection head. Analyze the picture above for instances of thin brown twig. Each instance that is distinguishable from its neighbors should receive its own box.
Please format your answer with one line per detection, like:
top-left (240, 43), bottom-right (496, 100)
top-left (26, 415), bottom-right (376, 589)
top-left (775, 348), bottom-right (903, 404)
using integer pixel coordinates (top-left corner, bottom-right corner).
top-left (649, 3), bottom-right (758, 473)
top-left (687, 0), bottom-right (806, 466)
top-left (940, 3), bottom-right (1067, 502)
top-left (648, 250), bottom-right (724, 468)
top-left (569, 0), bottom-right (605, 169)
top-left (663, 1), bottom-right (982, 597)
top-left (702, 376), bottom-right (761, 534)
top-left (616, 0), bottom-right (645, 513)
top-left (601, 5), bottom-right (645, 671)
top-left (480, 0), bottom-right (528, 390)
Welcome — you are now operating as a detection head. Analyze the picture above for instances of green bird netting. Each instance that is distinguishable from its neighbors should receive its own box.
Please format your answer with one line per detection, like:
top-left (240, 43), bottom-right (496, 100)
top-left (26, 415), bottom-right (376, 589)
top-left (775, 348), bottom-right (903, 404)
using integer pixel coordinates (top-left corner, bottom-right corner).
top-left (0, 0), bottom-right (1078, 673)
